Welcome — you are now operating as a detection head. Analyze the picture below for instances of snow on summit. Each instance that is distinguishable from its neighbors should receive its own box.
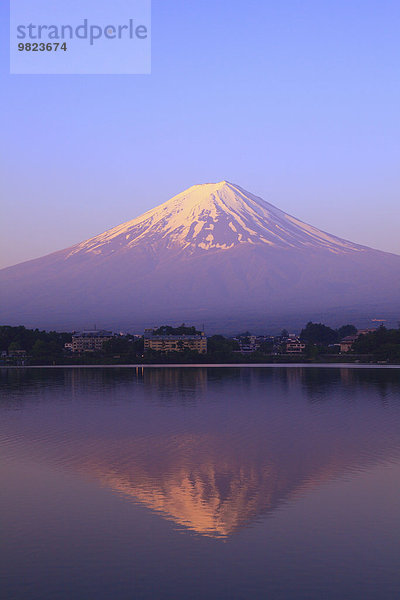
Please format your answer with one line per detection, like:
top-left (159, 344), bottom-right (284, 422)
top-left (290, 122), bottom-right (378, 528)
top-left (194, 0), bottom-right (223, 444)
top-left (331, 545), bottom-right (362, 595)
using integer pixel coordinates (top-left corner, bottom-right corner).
top-left (68, 181), bottom-right (365, 258)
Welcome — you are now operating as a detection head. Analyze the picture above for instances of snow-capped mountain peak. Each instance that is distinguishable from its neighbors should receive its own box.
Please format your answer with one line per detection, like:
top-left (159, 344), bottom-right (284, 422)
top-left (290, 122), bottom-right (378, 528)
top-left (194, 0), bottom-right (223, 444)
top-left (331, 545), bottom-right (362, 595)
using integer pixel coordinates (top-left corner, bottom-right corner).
top-left (67, 181), bottom-right (364, 258)
top-left (2, 180), bottom-right (400, 332)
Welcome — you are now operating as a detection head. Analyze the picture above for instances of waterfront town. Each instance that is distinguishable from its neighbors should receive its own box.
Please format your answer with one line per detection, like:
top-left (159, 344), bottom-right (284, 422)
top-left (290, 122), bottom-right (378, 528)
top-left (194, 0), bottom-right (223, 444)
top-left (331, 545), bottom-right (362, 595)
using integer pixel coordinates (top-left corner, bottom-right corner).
top-left (1, 322), bottom-right (399, 366)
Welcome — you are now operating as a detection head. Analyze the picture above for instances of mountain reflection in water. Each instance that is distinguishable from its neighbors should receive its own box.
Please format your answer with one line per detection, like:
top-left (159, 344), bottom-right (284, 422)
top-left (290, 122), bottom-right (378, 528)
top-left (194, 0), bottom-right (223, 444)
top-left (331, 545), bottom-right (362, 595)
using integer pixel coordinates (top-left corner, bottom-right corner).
top-left (1, 367), bottom-right (400, 538)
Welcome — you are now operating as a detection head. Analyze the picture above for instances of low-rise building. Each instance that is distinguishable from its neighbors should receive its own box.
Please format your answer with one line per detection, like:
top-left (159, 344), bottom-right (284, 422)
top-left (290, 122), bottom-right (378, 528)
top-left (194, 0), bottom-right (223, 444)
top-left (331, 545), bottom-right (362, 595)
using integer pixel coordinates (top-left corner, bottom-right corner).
top-left (70, 330), bottom-right (113, 353)
top-left (339, 329), bottom-right (377, 353)
top-left (339, 335), bottom-right (358, 353)
top-left (285, 338), bottom-right (306, 354)
top-left (144, 329), bottom-right (207, 354)
top-left (357, 328), bottom-right (377, 336)
top-left (8, 349), bottom-right (27, 359)
top-left (235, 335), bottom-right (260, 354)
top-left (4, 349), bottom-right (28, 365)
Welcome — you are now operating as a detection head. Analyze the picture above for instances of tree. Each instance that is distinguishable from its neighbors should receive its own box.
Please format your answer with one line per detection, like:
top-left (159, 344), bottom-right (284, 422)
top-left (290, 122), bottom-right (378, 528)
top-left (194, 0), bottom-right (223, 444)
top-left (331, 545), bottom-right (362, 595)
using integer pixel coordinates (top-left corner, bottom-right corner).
top-left (337, 324), bottom-right (357, 340)
top-left (103, 337), bottom-right (131, 355)
top-left (153, 324), bottom-right (201, 336)
top-left (259, 339), bottom-right (274, 353)
top-left (207, 335), bottom-right (239, 355)
top-left (352, 327), bottom-right (400, 362)
top-left (8, 341), bottom-right (22, 352)
top-left (31, 339), bottom-right (51, 360)
top-left (0, 325), bottom-right (71, 355)
top-left (300, 322), bottom-right (338, 345)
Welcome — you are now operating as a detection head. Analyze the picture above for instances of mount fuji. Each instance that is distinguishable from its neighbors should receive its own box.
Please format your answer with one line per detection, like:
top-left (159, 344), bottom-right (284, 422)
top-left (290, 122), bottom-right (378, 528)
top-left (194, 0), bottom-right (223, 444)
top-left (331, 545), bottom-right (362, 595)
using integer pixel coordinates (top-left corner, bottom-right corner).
top-left (1, 181), bottom-right (399, 332)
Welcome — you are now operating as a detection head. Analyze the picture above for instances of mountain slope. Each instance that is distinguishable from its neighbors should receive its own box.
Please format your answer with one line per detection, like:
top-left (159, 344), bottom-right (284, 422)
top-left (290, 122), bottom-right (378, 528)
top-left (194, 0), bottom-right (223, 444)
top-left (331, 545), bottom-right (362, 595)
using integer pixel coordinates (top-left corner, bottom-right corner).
top-left (1, 181), bottom-right (399, 331)
top-left (67, 181), bottom-right (365, 256)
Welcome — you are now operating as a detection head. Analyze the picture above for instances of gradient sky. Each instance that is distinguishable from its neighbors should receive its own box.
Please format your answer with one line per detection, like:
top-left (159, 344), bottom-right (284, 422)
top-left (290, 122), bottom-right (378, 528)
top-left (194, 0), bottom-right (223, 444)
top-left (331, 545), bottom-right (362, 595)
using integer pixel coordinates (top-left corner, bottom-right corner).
top-left (1, 0), bottom-right (399, 269)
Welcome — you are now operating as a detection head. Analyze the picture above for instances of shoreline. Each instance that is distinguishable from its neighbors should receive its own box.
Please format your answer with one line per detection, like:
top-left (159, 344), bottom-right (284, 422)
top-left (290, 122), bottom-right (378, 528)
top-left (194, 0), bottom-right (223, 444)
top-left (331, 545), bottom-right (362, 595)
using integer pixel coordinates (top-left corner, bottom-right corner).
top-left (2, 363), bottom-right (400, 370)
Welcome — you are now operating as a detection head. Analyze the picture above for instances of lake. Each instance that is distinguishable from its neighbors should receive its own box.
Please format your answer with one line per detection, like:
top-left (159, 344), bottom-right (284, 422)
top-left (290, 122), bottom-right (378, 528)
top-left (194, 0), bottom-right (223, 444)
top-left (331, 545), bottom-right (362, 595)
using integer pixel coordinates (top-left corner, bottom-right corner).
top-left (1, 366), bottom-right (400, 600)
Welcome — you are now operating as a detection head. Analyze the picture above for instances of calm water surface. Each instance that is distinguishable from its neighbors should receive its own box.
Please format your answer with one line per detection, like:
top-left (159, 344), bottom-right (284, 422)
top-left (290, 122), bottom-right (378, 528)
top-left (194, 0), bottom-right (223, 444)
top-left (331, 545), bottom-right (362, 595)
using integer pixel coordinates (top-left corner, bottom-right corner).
top-left (1, 367), bottom-right (400, 600)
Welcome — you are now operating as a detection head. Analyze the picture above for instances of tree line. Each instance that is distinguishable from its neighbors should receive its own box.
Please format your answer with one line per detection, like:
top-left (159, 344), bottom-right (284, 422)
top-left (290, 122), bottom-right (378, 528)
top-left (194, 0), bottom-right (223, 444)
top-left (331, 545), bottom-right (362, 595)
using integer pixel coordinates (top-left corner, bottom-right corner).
top-left (1, 322), bottom-right (399, 365)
